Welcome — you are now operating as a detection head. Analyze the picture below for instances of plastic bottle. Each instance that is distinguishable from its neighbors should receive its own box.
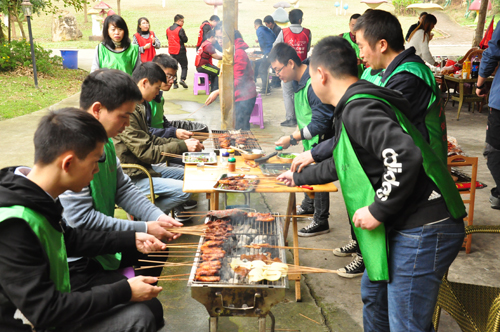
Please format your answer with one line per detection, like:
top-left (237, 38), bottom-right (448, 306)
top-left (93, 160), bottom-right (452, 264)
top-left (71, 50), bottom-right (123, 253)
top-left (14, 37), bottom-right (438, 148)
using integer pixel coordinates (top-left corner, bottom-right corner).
top-left (463, 59), bottom-right (471, 79)
top-left (221, 151), bottom-right (229, 166)
top-left (228, 148), bottom-right (235, 159)
top-left (228, 157), bottom-right (236, 172)
top-left (471, 56), bottom-right (480, 79)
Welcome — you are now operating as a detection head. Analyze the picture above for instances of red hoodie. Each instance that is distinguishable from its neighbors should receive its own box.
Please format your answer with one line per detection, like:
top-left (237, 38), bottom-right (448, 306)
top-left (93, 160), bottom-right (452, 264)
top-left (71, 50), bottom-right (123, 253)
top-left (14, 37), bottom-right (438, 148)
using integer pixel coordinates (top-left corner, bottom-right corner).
top-left (234, 38), bottom-right (257, 102)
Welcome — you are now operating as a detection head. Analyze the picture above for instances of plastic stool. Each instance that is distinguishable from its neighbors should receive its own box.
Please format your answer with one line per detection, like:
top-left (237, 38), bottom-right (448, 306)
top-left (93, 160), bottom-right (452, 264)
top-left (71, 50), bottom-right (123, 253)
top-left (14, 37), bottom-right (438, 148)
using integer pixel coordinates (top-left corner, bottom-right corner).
top-left (118, 266), bottom-right (135, 279)
top-left (249, 94), bottom-right (264, 129)
top-left (193, 72), bottom-right (210, 95)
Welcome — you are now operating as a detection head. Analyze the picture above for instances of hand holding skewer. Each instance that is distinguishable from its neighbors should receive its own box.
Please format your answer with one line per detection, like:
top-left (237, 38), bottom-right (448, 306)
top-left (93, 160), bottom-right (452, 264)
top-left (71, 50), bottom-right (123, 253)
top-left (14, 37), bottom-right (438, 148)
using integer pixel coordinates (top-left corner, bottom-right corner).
top-left (147, 215), bottom-right (183, 241)
top-left (276, 170), bottom-right (296, 187)
top-left (128, 276), bottom-right (162, 302)
top-left (135, 232), bottom-right (167, 254)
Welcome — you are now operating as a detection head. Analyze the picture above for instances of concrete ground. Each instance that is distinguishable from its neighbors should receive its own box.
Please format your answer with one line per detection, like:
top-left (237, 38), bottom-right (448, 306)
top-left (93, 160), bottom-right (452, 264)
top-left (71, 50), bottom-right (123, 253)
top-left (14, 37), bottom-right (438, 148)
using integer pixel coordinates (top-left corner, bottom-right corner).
top-left (2, 42), bottom-right (498, 331)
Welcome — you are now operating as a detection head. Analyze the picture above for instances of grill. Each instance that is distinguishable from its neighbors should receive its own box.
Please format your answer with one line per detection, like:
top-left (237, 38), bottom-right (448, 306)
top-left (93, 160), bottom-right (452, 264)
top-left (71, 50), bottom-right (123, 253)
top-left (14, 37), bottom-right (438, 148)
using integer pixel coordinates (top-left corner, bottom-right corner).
top-left (188, 211), bottom-right (287, 332)
top-left (211, 130), bottom-right (262, 154)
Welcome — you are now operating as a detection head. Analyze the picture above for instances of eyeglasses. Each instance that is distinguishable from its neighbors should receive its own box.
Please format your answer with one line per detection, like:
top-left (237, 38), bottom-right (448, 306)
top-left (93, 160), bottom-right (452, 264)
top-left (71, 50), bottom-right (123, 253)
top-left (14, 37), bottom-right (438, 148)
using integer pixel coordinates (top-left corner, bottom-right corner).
top-left (274, 64), bottom-right (287, 75)
top-left (166, 74), bottom-right (176, 80)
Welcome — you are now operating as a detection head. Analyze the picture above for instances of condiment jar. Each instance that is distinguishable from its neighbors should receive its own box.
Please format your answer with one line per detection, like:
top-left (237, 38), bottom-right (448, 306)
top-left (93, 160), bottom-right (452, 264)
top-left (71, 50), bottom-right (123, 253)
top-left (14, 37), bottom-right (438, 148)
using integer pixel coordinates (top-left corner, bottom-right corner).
top-left (221, 151), bottom-right (229, 165)
top-left (228, 157), bottom-right (236, 172)
top-left (228, 148), bottom-right (235, 159)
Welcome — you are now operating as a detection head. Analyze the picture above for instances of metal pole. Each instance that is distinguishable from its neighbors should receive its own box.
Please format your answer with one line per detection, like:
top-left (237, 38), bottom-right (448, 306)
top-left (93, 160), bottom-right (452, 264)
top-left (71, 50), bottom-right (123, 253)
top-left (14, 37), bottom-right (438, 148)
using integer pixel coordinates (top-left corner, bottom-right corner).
top-left (26, 16), bottom-right (38, 88)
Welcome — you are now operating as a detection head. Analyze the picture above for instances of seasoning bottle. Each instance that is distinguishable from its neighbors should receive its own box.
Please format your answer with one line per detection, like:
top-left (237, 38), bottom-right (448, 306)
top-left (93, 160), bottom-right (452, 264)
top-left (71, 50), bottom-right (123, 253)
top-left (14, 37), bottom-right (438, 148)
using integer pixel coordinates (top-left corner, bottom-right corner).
top-left (228, 148), bottom-right (235, 159)
top-left (463, 59), bottom-right (471, 79)
top-left (228, 157), bottom-right (236, 172)
top-left (275, 145), bottom-right (283, 156)
top-left (221, 151), bottom-right (229, 166)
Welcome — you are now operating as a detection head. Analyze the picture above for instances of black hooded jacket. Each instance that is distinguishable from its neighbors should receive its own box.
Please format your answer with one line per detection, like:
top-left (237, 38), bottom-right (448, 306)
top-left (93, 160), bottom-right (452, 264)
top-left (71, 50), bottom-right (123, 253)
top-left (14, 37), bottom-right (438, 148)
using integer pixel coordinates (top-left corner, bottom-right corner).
top-left (311, 47), bottom-right (433, 162)
top-left (293, 81), bottom-right (453, 230)
top-left (0, 167), bottom-right (136, 331)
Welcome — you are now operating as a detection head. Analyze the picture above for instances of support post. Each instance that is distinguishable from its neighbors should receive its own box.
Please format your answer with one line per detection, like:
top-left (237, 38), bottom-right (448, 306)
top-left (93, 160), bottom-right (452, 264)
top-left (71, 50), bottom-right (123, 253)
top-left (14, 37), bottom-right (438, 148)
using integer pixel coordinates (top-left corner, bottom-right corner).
top-left (472, 0), bottom-right (489, 47)
top-left (26, 16), bottom-right (38, 88)
top-left (220, 0), bottom-right (238, 129)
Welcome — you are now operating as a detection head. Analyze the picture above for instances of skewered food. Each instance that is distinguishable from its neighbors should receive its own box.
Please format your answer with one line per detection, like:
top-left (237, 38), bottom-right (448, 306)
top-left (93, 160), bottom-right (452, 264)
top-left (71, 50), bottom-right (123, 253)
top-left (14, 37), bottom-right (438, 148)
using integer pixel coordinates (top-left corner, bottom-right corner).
top-left (195, 269), bottom-right (219, 276)
top-left (246, 212), bottom-right (275, 222)
top-left (199, 261), bottom-right (221, 269)
top-left (216, 175), bottom-right (258, 191)
top-left (241, 253), bottom-right (271, 261)
top-left (195, 276), bottom-right (221, 282)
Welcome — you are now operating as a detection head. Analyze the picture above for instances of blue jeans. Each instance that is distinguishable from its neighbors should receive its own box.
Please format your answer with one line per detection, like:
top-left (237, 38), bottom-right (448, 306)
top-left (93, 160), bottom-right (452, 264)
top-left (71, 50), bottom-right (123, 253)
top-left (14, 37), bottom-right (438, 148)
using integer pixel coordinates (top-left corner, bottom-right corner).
top-left (235, 97), bottom-right (257, 130)
top-left (361, 218), bottom-right (465, 332)
top-left (132, 165), bottom-right (191, 213)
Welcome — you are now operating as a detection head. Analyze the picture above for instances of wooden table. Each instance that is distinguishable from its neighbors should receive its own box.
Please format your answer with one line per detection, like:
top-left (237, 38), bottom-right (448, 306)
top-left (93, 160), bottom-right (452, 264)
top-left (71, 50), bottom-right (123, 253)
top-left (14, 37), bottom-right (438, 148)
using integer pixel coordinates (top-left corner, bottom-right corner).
top-left (183, 156), bottom-right (338, 301)
top-left (443, 75), bottom-right (493, 120)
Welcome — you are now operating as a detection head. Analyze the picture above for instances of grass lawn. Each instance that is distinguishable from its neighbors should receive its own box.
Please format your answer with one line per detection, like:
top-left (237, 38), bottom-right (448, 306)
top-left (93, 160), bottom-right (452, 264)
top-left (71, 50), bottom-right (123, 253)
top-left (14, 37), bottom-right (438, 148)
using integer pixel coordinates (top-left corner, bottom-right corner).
top-left (23, 0), bottom-right (418, 50)
top-left (0, 67), bottom-right (87, 120)
top-left (446, 3), bottom-right (498, 29)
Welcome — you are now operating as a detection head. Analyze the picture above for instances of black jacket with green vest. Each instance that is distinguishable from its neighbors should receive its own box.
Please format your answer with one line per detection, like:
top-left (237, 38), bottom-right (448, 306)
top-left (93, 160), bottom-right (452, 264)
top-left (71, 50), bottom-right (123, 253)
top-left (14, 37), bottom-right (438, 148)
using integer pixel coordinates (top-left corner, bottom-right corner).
top-left (293, 81), bottom-right (465, 231)
top-left (0, 167), bottom-right (137, 331)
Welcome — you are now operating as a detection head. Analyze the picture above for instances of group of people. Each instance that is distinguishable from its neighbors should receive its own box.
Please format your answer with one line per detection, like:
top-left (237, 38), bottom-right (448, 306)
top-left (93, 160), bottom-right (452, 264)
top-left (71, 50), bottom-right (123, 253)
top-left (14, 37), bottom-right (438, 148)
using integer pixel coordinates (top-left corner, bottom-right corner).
top-left (1, 6), bottom-right (499, 332)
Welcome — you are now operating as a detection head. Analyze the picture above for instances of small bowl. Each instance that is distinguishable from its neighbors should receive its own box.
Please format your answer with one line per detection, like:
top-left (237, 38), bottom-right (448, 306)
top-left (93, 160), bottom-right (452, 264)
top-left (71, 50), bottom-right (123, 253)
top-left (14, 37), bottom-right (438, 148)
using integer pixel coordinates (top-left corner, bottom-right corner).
top-left (240, 149), bottom-right (265, 160)
top-left (453, 73), bottom-right (461, 78)
top-left (277, 153), bottom-right (299, 163)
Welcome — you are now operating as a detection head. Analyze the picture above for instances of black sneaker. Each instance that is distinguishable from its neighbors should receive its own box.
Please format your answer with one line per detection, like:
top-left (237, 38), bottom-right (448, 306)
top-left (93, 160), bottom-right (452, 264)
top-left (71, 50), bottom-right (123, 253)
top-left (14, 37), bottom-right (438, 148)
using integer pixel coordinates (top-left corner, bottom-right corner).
top-left (182, 199), bottom-right (198, 210)
top-left (296, 204), bottom-right (314, 216)
top-left (179, 80), bottom-right (188, 88)
top-left (337, 253), bottom-right (365, 278)
top-left (173, 83), bottom-right (179, 89)
top-left (490, 194), bottom-right (500, 209)
top-left (280, 119), bottom-right (297, 127)
top-left (298, 220), bottom-right (330, 237)
top-left (173, 209), bottom-right (192, 222)
top-left (333, 236), bottom-right (359, 257)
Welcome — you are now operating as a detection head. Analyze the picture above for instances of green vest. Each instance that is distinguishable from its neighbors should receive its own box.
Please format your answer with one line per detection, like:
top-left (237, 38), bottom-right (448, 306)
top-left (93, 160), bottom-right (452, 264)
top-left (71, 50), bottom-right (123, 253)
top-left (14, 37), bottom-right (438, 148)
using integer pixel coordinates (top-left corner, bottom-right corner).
top-left (381, 62), bottom-right (448, 165)
top-left (89, 139), bottom-right (122, 270)
top-left (0, 205), bottom-right (71, 293)
top-left (98, 44), bottom-right (139, 75)
top-left (333, 93), bottom-right (466, 282)
top-left (342, 32), bottom-right (364, 78)
top-left (361, 68), bottom-right (384, 85)
top-left (294, 78), bottom-right (319, 151)
top-left (149, 94), bottom-right (165, 129)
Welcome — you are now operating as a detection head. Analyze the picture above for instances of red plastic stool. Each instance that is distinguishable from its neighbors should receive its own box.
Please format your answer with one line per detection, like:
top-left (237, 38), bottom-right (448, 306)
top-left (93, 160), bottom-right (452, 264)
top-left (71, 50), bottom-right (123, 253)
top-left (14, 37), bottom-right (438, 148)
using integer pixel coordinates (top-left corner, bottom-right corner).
top-left (193, 72), bottom-right (210, 95)
top-left (249, 94), bottom-right (264, 129)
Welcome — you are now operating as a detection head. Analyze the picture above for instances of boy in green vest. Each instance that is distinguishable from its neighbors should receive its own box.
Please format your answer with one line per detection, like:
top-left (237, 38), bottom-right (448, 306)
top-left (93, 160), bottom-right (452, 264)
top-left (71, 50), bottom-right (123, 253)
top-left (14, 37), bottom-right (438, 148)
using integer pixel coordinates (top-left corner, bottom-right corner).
top-left (60, 69), bottom-right (183, 279)
top-left (339, 13), bottom-right (364, 77)
top-left (269, 43), bottom-right (335, 237)
top-left (278, 36), bottom-right (465, 331)
top-left (0, 108), bottom-right (168, 331)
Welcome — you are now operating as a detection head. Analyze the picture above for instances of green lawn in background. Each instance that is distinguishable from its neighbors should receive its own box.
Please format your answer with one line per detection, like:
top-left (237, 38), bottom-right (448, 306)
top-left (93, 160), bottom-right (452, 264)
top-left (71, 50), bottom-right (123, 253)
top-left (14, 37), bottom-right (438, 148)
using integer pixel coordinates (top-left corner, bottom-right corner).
top-left (27, 0), bottom-right (419, 50)
top-left (0, 67), bottom-right (87, 120)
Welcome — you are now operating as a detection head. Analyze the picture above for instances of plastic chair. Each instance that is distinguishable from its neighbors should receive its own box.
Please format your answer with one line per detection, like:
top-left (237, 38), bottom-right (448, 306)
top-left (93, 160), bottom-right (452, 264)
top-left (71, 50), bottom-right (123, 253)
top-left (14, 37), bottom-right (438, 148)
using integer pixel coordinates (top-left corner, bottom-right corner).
top-left (448, 155), bottom-right (478, 253)
top-left (193, 72), bottom-right (210, 95)
top-left (249, 94), bottom-right (264, 129)
top-left (433, 225), bottom-right (500, 332)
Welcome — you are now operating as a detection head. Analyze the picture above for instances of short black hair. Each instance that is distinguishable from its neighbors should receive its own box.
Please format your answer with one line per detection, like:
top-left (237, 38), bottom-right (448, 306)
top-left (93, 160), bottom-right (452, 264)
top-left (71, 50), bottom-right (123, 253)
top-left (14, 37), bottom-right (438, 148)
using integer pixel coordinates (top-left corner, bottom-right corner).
top-left (136, 17), bottom-right (149, 33)
top-left (102, 15), bottom-right (131, 50)
top-left (353, 9), bottom-right (404, 52)
top-left (263, 15), bottom-right (275, 24)
top-left (235, 30), bottom-right (243, 40)
top-left (174, 14), bottom-right (184, 22)
top-left (214, 21), bottom-right (223, 32)
top-left (268, 42), bottom-right (302, 67)
top-left (254, 19), bottom-right (263, 26)
top-left (350, 14), bottom-right (361, 21)
top-left (289, 9), bottom-right (303, 24)
top-left (80, 69), bottom-right (142, 112)
top-left (206, 29), bottom-right (215, 39)
top-left (34, 108), bottom-right (108, 165)
top-left (420, 11), bottom-right (428, 17)
top-left (310, 36), bottom-right (358, 79)
top-left (210, 15), bottom-right (220, 22)
top-left (132, 62), bottom-right (167, 85)
top-left (152, 54), bottom-right (179, 71)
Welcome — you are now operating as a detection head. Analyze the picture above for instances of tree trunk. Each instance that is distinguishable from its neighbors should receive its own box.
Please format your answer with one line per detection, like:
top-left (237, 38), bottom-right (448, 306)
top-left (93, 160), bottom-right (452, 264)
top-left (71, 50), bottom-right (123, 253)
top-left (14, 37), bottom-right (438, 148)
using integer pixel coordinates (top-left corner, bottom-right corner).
top-left (84, 3), bottom-right (88, 23)
top-left (10, 14), bottom-right (17, 39)
top-left (117, 0), bottom-right (121, 16)
top-left (12, 10), bottom-right (26, 39)
top-left (0, 23), bottom-right (5, 41)
top-left (472, 0), bottom-right (489, 46)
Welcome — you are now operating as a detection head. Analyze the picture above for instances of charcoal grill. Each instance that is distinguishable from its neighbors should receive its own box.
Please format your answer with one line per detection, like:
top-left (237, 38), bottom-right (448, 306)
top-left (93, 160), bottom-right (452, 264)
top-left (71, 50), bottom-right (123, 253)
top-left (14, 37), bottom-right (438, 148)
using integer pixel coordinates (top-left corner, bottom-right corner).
top-left (211, 130), bottom-right (262, 155)
top-left (188, 212), bottom-right (287, 332)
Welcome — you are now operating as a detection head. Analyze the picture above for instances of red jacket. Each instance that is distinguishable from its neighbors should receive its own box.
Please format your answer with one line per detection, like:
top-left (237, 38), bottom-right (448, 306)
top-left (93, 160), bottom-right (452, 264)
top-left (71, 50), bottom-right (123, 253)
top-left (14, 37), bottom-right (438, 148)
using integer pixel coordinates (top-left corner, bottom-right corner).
top-left (234, 38), bottom-right (257, 102)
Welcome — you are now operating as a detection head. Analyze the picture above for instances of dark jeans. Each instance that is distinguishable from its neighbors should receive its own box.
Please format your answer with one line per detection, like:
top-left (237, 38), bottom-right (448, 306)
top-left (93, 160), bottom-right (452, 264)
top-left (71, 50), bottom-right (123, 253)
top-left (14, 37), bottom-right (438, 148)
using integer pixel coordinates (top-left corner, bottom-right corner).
top-left (361, 218), bottom-right (464, 332)
top-left (485, 108), bottom-right (500, 196)
top-left (171, 52), bottom-right (188, 82)
top-left (301, 192), bottom-right (330, 225)
top-left (254, 56), bottom-right (270, 92)
top-left (235, 96), bottom-right (257, 130)
top-left (196, 64), bottom-right (219, 92)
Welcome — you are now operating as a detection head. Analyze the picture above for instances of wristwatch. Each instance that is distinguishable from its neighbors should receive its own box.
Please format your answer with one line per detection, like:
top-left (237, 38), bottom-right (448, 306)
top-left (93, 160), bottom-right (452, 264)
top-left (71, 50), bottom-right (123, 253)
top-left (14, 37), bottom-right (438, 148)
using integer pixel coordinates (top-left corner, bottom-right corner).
top-left (476, 83), bottom-right (485, 89)
top-left (289, 135), bottom-right (298, 146)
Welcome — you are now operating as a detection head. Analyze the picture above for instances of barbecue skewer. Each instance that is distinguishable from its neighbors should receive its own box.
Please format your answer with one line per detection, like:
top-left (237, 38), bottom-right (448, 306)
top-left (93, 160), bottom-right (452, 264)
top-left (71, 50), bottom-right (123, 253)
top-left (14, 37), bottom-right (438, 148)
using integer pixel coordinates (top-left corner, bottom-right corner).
top-left (244, 244), bottom-right (334, 252)
top-left (160, 152), bottom-right (183, 158)
top-left (185, 104), bottom-right (206, 119)
top-left (299, 313), bottom-right (321, 325)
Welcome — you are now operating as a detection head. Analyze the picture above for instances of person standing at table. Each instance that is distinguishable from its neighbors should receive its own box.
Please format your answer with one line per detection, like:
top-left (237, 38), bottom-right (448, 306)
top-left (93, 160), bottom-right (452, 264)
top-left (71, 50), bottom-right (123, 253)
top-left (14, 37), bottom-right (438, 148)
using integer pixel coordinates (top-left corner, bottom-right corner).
top-left (339, 13), bottom-right (364, 77)
top-left (166, 14), bottom-right (189, 89)
top-left (477, 22), bottom-right (500, 209)
top-left (273, 9), bottom-right (312, 127)
top-left (264, 15), bottom-right (282, 37)
top-left (406, 11), bottom-right (427, 42)
top-left (91, 15), bottom-right (140, 75)
top-left (254, 19), bottom-right (276, 94)
top-left (269, 42), bottom-right (334, 237)
top-left (132, 17), bottom-right (161, 63)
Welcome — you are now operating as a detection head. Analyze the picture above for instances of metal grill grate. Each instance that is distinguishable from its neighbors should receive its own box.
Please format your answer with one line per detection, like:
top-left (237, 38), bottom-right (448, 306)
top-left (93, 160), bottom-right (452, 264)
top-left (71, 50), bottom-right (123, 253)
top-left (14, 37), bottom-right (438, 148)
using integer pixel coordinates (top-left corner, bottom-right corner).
top-left (211, 130), bottom-right (262, 155)
top-left (188, 213), bottom-right (287, 289)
